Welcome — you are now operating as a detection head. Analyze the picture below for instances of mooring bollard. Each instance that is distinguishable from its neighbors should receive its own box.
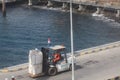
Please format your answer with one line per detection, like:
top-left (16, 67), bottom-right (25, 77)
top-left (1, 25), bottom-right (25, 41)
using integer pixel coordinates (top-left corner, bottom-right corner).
top-left (28, 0), bottom-right (32, 6)
top-left (11, 76), bottom-right (15, 80)
top-left (2, 0), bottom-right (6, 17)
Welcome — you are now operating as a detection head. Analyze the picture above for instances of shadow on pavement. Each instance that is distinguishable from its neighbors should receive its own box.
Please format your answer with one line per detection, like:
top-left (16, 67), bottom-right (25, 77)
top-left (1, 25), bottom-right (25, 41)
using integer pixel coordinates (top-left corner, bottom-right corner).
top-left (34, 65), bottom-right (83, 80)
top-left (75, 64), bottom-right (84, 70)
top-left (35, 75), bottom-right (50, 80)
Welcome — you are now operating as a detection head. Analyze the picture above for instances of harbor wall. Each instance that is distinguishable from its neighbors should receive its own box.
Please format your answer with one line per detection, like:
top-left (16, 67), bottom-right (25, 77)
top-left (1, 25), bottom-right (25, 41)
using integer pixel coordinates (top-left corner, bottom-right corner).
top-left (0, 0), bottom-right (120, 18)
top-left (30, 0), bottom-right (120, 18)
top-left (75, 0), bottom-right (120, 6)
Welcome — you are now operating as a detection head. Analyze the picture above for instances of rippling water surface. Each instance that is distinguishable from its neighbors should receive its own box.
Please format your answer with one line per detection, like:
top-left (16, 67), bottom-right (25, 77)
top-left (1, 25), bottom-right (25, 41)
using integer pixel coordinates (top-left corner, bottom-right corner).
top-left (0, 5), bottom-right (120, 68)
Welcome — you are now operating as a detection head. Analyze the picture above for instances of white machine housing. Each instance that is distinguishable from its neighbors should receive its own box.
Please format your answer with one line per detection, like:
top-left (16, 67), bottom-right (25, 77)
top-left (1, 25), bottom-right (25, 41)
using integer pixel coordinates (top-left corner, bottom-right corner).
top-left (56, 54), bottom-right (76, 72)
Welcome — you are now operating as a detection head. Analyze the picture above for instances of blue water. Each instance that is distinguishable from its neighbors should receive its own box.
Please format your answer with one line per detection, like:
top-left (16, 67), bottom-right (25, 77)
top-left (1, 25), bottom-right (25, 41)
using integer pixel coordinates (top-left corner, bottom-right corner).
top-left (0, 5), bottom-right (120, 68)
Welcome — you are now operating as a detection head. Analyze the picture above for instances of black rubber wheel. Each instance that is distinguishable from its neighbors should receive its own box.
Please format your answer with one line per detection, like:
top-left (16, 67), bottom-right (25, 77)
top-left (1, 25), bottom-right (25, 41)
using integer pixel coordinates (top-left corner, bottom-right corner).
top-left (48, 67), bottom-right (57, 76)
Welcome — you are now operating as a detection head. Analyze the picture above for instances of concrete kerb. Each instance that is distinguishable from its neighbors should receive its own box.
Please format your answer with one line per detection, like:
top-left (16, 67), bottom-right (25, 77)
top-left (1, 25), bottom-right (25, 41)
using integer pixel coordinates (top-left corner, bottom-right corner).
top-left (108, 76), bottom-right (120, 80)
top-left (76, 41), bottom-right (120, 57)
top-left (0, 69), bottom-right (9, 73)
top-left (0, 66), bottom-right (28, 73)
top-left (0, 63), bottom-right (28, 73)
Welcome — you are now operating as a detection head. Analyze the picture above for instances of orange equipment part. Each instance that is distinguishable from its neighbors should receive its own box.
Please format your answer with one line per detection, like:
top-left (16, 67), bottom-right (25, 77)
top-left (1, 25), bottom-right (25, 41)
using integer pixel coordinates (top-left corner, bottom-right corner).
top-left (53, 53), bottom-right (61, 63)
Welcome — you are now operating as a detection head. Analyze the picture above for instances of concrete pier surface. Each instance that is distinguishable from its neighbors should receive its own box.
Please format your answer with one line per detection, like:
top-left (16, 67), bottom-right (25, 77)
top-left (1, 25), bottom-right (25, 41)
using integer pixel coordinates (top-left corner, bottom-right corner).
top-left (1, 42), bottom-right (120, 80)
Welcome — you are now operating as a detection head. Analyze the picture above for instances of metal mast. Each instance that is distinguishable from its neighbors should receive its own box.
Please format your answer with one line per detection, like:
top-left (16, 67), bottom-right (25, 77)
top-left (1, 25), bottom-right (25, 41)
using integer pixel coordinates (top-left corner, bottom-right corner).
top-left (70, 0), bottom-right (75, 80)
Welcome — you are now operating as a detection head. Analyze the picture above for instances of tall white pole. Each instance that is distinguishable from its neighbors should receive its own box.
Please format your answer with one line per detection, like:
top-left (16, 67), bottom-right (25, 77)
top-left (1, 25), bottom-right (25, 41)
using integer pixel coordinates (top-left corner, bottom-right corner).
top-left (70, 0), bottom-right (75, 80)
